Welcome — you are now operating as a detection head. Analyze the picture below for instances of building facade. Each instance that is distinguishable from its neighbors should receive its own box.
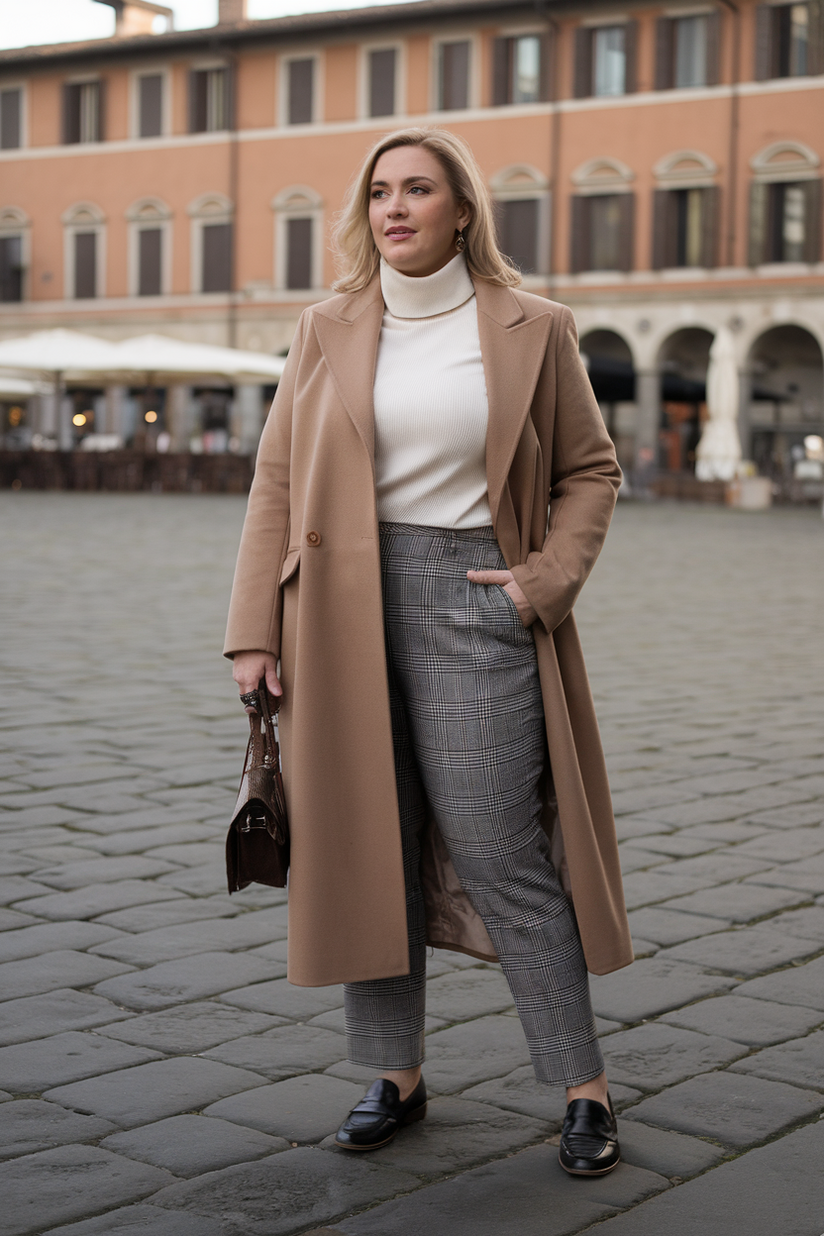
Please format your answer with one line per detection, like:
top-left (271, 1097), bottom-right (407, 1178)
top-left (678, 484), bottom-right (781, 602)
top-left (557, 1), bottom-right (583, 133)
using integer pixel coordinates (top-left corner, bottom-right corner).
top-left (0, 0), bottom-right (822, 480)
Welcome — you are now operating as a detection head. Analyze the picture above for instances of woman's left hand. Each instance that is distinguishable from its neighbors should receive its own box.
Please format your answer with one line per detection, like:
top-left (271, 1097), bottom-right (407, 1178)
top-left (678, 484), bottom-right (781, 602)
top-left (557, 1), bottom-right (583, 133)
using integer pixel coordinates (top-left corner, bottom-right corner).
top-left (467, 569), bottom-right (538, 628)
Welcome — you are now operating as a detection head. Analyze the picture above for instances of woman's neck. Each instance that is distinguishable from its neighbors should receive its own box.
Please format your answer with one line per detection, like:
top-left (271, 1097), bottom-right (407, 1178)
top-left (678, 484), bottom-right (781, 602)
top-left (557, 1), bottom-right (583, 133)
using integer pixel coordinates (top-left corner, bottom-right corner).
top-left (379, 253), bottom-right (474, 319)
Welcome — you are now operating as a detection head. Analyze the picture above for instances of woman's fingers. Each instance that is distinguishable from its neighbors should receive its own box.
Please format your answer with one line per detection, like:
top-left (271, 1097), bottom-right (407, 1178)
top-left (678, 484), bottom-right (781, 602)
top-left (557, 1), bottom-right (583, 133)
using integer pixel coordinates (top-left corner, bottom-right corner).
top-left (466, 569), bottom-right (513, 585)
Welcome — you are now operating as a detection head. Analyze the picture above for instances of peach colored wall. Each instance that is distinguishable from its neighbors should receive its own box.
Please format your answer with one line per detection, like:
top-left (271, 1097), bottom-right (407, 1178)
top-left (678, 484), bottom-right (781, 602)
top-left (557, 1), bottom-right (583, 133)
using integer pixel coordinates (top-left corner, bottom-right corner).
top-left (104, 69), bottom-right (128, 141)
top-left (238, 51), bottom-right (277, 129)
top-left (325, 45), bottom-right (358, 122)
top-left (406, 35), bottom-right (430, 114)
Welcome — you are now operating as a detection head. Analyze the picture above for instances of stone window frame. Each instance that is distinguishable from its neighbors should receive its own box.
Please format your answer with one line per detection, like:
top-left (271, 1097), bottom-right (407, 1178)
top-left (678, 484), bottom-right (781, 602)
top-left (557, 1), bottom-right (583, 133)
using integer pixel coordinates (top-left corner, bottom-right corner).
top-left (126, 197), bottom-right (173, 297)
top-left (272, 186), bottom-right (324, 294)
top-left (187, 192), bottom-right (234, 294)
top-left (489, 163), bottom-right (551, 279)
top-left (61, 201), bottom-right (106, 299)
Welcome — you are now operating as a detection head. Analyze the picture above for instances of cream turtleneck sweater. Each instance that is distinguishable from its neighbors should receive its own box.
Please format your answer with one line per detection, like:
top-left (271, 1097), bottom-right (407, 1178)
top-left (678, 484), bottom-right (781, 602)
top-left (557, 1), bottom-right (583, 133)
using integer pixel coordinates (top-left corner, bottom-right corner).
top-left (373, 253), bottom-right (492, 528)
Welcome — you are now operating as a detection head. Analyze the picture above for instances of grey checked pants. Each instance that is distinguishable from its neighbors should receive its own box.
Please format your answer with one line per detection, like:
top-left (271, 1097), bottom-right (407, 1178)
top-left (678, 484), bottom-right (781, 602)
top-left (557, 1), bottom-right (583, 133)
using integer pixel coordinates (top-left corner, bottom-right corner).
top-left (343, 523), bottom-right (604, 1087)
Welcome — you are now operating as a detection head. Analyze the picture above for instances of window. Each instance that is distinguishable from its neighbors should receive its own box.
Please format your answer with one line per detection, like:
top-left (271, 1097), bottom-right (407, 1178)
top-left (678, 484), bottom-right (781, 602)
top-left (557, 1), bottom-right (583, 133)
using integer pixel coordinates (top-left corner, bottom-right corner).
top-left (137, 73), bottom-right (163, 138)
top-left (367, 48), bottom-right (397, 117)
top-left (748, 142), bottom-right (823, 264)
top-left (574, 25), bottom-right (637, 98)
top-left (286, 58), bottom-right (315, 124)
top-left (273, 186), bottom-right (323, 291)
top-left (188, 192), bottom-right (233, 292)
top-left (74, 233), bottom-right (98, 299)
top-left (497, 199), bottom-right (539, 273)
top-left (655, 14), bottom-right (720, 89)
top-left (190, 67), bottom-right (230, 132)
top-left (127, 199), bottom-right (171, 297)
top-left (137, 229), bottom-right (162, 296)
top-left (0, 87), bottom-right (22, 150)
top-left (755, 3), bottom-right (823, 78)
top-left (62, 80), bottom-right (104, 144)
top-left (652, 186), bottom-right (720, 267)
top-left (0, 235), bottom-right (23, 302)
top-left (202, 223), bottom-right (232, 291)
top-left (286, 218), bottom-right (313, 289)
top-left (570, 193), bottom-right (634, 272)
top-left (492, 34), bottom-right (549, 105)
top-left (438, 40), bottom-right (471, 110)
top-left (63, 202), bottom-right (105, 298)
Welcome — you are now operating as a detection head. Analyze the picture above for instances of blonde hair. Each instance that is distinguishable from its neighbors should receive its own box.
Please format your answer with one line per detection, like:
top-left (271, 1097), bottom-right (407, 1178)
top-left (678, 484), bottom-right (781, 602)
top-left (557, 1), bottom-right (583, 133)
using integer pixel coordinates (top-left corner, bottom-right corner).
top-left (332, 127), bottom-right (521, 293)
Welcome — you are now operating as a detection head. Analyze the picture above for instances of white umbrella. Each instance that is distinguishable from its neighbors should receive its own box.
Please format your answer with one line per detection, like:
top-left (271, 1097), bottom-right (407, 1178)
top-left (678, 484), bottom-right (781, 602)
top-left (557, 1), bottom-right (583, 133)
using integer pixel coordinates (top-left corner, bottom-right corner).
top-left (109, 334), bottom-right (287, 382)
top-left (695, 326), bottom-right (742, 482)
top-left (0, 375), bottom-right (38, 398)
top-left (0, 329), bottom-right (121, 377)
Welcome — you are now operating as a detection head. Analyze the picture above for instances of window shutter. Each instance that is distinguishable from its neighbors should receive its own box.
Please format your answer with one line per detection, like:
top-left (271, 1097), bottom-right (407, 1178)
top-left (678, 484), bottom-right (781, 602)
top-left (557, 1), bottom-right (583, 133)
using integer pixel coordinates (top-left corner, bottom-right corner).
top-left (0, 236), bottom-right (23, 302)
top-left (286, 217), bottom-right (313, 289)
top-left (705, 11), bottom-right (722, 85)
top-left (288, 58), bottom-right (314, 124)
top-left (569, 195), bottom-right (590, 273)
top-left (754, 5), bottom-right (773, 79)
top-left (498, 199), bottom-right (539, 274)
top-left (0, 88), bottom-right (21, 150)
top-left (74, 232), bottom-right (97, 299)
top-left (651, 189), bottom-right (671, 269)
top-left (441, 41), bottom-right (470, 109)
top-left (802, 178), bottom-right (823, 262)
top-left (748, 180), bottom-right (769, 265)
top-left (538, 30), bottom-right (552, 102)
top-left (492, 37), bottom-right (510, 105)
top-left (369, 49), bottom-right (396, 117)
top-left (573, 27), bottom-right (593, 97)
top-left (63, 83), bottom-right (80, 144)
top-left (224, 64), bottom-right (235, 130)
top-left (202, 222), bottom-right (232, 292)
top-left (618, 193), bottom-right (635, 271)
top-left (139, 74), bottom-right (163, 138)
top-left (623, 21), bottom-right (639, 93)
top-left (808, 0), bottom-right (824, 74)
top-left (190, 70), bottom-right (208, 133)
top-left (95, 79), bottom-right (106, 142)
top-left (138, 228), bottom-right (162, 296)
top-left (701, 185), bottom-right (721, 267)
top-left (655, 18), bottom-right (674, 89)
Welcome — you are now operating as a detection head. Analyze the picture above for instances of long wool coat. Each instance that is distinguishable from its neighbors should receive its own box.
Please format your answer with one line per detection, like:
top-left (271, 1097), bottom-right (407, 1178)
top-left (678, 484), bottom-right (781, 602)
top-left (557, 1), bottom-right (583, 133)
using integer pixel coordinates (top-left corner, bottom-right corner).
top-left (225, 275), bottom-right (633, 986)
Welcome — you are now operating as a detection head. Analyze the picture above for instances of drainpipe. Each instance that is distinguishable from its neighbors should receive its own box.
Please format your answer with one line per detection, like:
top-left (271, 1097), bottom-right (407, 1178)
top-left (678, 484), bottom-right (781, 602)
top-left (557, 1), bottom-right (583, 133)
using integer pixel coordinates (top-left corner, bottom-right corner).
top-left (536, 2), bottom-right (562, 299)
top-left (717, 0), bottom-right (740, 269)
top-left (227, 49), bottom-right (240, 349)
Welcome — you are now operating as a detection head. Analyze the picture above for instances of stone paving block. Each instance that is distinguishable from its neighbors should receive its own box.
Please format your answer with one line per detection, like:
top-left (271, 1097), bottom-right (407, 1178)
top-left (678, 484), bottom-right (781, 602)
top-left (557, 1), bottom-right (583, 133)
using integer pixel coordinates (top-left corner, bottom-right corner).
top-left (96, 1001), bottom-right (285, 1054)
top-left (155, 865), bottom-right (232, 897)
top-left (623, 1071), bottom-right (822, 1147)
top-left (656, 882), bottom-right (809, 923)
top-left (599, 1022), bottom-right (747, 1091)
top-left (143, 843), bottom-right (226, 867)
top-left (659, 993), bottom-right (824, 1046)
top-left (0, 805), bottom-right (89, 829)
top-left (642, 785), bottom-right (816, 828)
top-left (589, 958), bottom-right (736, 1023)
top-left (93, 951), bottom-right (281, 1011)
top-left (624, 833), bottom-right (715, 858)
top-left (610, 784), bottom-right (701, 815)
top-left (1, 853), bottom-right (48, 874)
top-left (0, 875), bottom-right (54, 903)
top-left (100, 1113), bottom-right (289, 1177)
top-left (0, 921), bottom-right (125, 963)
top-left (419, 1015), bottom-right (531, 1094)
top-left (735, 825), bottom-right (824, 862)
top-left (30, 856), bottom-right (180, 891)
top-left (0, 908), bottom-right (42, 932)
top-left (94, 898), bottom-right (239, 932)
top-left (574, 1117), bottom-right (824, 1236)
top-left (0, 989), bottom-right (134, 1047)
top-left (203, 1024), bottom-right (347, 1079)
top-left (625, 907), bottom-right (731, 946)
top-left (766, 904), bottom-right (824, 941)
top-left (0, 1144), bottom-right (175, 1236)
top-left (83, 823), bottom-right (219, 856)
top-left (424, 967), bottom-right (515, 1023)
top-left (336, 1143), bottom-right (668, 1236)
top-left (220, 977), bottom-right (345, 1020)
top-left (618, 870), bottom-right (710, 910)
top-left (687, 820), bottom-right (769, 843)
top-left (729, 1029), bottom-right (824, 1090)
top-left (88, 909), bottom-right (287, 966)
top-left (17, 763), bottom-right (136, 790)
top-left (734, 954), bottom-right (824, 1010)
top-left (0, 1031), bottom-right (163, 1093)
top-left (659, 925), bottom-right (823, 975)
top-left (747, 802), bottom-right (824, 829)
top-left (13, 880), bottom-right (184, 920)
top-left (150, 1146), bottom-right (418, 1236)
top-left (0, 950), bottom-right (135, 1001)
top-left (45, 1057), bottom-right (268, 1129)
top-left (614, 816), bottom-right (674, 841)
top-left (205, 1073), bottom-right (365, 1142)
top-left (42, 1204), bottom-right (232, 1236)
top-left (0, 1099), bottom-right (118, 1159)
top-left (617, 847), bottom-right (669, 874)
top-left (615, 1119), bottom-right (725, 1179)
top-left (461, 1065), bottom-right (639, 1123)
top-left (746, 852), bottom-right (824, 893)
top-left (15, 846), bottom-right (103, 868)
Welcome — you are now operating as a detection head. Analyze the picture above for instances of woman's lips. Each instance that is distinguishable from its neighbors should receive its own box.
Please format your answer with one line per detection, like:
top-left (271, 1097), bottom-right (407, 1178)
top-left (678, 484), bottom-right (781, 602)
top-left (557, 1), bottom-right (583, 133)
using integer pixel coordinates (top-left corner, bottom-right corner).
top-left (385, 229), bottom-right (415, 238)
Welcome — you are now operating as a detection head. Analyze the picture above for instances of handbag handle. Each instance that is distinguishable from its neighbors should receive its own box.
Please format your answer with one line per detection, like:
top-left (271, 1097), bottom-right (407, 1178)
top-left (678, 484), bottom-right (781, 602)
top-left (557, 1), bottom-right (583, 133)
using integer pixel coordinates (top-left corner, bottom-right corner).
top-left (239, 679), bottom-right (282, 780)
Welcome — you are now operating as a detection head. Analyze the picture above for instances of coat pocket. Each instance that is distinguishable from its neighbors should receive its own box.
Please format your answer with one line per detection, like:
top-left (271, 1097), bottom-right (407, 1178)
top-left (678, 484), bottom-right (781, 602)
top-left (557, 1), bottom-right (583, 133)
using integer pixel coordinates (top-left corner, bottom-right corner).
top-left (279, 548), bottom-right (301, 586)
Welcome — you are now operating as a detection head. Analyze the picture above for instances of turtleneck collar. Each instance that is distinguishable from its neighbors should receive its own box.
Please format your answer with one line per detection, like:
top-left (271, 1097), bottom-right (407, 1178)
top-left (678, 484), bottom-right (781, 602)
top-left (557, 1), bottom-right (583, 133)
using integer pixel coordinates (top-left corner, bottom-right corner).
top-left (380, 253), bottom-right (474, 319)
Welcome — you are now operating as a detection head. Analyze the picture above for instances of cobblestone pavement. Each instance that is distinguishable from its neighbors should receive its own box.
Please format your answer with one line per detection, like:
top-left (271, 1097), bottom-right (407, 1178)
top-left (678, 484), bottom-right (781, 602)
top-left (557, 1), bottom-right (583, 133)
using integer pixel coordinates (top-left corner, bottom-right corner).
top-left (1, 492), bottom-right (823, 1236)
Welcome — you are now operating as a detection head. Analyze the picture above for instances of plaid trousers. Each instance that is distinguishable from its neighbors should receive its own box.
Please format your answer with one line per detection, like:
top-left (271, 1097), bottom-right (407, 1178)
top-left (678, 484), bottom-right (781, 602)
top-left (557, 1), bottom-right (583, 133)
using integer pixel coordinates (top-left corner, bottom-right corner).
top-left (343, 523), bottom-right (604, 1087)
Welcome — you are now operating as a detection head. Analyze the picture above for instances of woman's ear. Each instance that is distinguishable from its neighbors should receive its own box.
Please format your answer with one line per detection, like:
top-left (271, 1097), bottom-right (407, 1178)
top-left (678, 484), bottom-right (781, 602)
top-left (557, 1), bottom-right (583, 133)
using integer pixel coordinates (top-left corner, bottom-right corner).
top-left (457, 201), bottom-right (472, 232)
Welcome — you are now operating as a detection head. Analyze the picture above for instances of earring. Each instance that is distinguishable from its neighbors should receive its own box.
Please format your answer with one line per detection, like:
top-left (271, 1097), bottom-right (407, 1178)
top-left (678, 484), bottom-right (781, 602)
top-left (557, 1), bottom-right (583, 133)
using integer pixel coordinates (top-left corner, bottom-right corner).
top-left (455, 231), bottom-right (466, 252)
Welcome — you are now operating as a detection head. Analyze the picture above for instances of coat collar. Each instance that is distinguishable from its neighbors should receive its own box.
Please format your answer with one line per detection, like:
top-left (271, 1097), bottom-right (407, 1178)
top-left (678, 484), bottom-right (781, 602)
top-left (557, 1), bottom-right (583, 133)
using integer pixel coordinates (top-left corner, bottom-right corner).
top-left (313, 276), bottom-right (554, 523)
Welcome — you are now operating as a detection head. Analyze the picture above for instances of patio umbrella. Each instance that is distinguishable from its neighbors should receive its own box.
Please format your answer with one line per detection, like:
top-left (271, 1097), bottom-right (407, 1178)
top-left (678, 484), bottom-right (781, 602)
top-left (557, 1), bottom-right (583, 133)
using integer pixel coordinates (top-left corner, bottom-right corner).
top-left (695, 326), bottom-right (742, 482)
top-left (0, 375), bottom-right (38, 399)
top-left (108, 335), bottom-right (287, 383)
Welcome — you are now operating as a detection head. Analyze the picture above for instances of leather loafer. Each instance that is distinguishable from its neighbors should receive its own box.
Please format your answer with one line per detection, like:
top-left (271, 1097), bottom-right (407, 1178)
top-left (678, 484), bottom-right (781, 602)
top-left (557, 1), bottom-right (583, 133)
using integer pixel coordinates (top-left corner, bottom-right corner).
top-left (558, 1094), bottom-right (620, 1176)
top-left (335, 1076), bottom-right (427, 1150)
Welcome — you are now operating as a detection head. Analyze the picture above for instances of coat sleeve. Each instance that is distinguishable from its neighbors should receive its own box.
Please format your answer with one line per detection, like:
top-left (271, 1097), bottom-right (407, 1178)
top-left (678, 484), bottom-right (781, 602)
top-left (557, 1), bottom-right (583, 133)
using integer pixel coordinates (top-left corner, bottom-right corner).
top-left (223, 312), bottom-right (306, 660)
top-left (509, 306), bottom-right (622, 634)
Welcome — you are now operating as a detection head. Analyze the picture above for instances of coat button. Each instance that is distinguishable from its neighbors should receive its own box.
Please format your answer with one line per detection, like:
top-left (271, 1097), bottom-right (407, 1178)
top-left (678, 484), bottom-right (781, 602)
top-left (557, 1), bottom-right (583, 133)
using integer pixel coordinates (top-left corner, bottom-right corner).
top-left (306, 530), bottom-right (321, 546)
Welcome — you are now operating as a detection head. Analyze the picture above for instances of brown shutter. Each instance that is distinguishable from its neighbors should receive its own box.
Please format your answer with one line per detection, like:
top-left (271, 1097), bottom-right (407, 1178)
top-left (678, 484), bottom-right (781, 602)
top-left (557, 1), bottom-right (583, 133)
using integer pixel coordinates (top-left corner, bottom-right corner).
top-left (288, 58), bottom-right (314, 124)
top-left (808, 0), bottom-right (824, 74)
top-left (492, 37), bottom-right (510, 105)
top-left (286, 217), bottom-right (313, 289)
top-left (0, 236), bottom-right (23, 302)
top-left (138, 228), bottom-right (162, 296)
top-left (0, 88), bottom-right (21, 150)
top-left (63, 83), bottom-right (80, 144)
top-left (701, 185), bottom-right (721, 267)
top-left (441, 41), bottom-right (470, 109)
top-left (803, 178), bottom-right (823, 262)
top-left (618, 193), bottom-right (635, 271)
top-left (570, 195), bottom-right (590, 273)
top-left (624, 21), bottom-right (639, 93)
top-left (190, 70), bottom-right (208, 132)
top-left (498, 199), bottom-right (539, 273)
top-left (573, 27), bottom-right (593, 97)
top-left (202, 222), bottom-right (232, 292)
top-left (74, 232), bottom-right (97, 299)
top-left (652, 189), bottom-right (671, 269)
top-left (139, 74), bottom-right (163, 138)
top-left (369, 49), bottom-right (396, 117)
top-left (538, 30), bottom-right (552, 101)
top-left (754, 5), bottom-right (773, 79)
top-left (224, 64), bottom-right (235, 130)
top-left (748, 180), bottom-right (769, 265)
top-left (705, 11), bottom-right (722, 85)
top-left (655, 18), bottom-right (674, 89)
top-left (95, 79), bottom-right (105, 142)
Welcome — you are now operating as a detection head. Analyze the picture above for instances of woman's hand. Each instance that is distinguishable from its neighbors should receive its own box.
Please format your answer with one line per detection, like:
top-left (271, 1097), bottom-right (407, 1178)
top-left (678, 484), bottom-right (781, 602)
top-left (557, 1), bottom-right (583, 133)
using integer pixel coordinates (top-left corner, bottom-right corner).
top-left (232, 650), bottom-right (282, 712)
top-left (466, 569), bottom-right (538, 628)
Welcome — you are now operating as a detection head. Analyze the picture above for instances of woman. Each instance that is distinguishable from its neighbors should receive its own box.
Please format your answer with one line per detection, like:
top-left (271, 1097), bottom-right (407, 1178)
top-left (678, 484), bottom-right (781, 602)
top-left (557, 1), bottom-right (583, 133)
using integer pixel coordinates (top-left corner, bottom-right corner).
top-left (226, 127), bottom-right (632, 1176)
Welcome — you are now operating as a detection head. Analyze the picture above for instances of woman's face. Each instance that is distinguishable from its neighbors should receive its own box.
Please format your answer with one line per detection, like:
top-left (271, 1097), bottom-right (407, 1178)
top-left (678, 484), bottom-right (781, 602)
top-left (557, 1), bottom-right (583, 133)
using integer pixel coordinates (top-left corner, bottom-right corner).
top-left (369, 145), bottom-right (471, 278)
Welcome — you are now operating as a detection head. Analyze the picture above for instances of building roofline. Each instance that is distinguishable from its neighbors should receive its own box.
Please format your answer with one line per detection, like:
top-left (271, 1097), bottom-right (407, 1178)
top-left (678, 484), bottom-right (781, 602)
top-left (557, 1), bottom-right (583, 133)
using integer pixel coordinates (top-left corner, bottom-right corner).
top-left (0, 0), bottom-right (554, 70)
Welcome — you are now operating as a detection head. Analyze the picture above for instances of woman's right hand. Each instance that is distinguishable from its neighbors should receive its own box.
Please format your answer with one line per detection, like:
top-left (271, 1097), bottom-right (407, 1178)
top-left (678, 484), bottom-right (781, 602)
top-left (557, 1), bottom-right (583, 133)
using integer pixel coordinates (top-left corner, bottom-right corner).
top-left (232, 650), bottom-right (282, 712)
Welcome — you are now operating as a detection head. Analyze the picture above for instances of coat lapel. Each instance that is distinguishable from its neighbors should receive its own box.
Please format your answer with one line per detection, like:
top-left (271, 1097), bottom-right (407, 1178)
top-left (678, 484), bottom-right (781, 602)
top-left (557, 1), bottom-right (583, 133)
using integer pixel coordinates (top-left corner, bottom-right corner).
top-left (475, 281), bottom-right (554, 526)
top-left (312, 279), bottom-right (384, 460)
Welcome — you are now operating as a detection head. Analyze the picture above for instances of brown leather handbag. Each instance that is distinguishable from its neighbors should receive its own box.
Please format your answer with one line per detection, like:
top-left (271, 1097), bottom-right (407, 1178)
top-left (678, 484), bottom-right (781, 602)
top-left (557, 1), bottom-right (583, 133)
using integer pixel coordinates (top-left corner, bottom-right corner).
top-left (226, 684), bottom-right (289, 892)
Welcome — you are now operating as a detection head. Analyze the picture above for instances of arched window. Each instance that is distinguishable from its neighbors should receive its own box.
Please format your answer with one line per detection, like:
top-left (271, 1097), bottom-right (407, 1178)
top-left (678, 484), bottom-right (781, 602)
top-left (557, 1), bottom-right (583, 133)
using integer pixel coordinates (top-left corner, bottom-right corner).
top-left (126, 198), bottom-right (172, 297)
top-left (0, 206), bottom-right (29, 303)
top-left (652, 150), bottom-right (720, 269)
top-left (569, 158), bottom-right (634, 273)
top-left (490, 165), bottom-right (549, 277)
top-left (188, 193), bottom-right (233, 294)
top-left (272, 187), bottom-right (323, 292)
top-left (748, 142), bottom-right (822, 265)
top-left (62, 202), bottom-right (106, 300)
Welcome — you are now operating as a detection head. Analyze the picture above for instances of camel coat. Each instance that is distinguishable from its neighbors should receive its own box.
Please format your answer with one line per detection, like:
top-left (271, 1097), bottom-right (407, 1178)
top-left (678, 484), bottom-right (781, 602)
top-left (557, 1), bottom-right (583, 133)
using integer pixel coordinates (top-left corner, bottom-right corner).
top-left (224, 275), bottom-right (633, 986)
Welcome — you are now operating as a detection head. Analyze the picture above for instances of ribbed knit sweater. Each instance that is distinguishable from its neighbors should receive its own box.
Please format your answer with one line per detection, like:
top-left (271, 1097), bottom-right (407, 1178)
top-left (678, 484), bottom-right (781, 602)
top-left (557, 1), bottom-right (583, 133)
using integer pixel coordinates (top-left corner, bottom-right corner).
top-left (373, 253), bottom-right (492, 528)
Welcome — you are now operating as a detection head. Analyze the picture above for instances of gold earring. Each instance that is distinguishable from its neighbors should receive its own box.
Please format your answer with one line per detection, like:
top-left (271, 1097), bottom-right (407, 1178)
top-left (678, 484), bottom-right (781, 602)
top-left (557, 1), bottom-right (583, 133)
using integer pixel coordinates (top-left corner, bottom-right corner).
top-left (456, 231), bottom-right (466, 252)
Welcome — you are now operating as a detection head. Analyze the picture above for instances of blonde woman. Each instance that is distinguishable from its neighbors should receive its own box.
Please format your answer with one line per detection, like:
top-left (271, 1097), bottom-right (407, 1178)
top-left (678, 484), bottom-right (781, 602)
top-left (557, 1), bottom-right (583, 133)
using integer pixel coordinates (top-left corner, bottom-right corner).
top-left (226, 127), bottom-right (632, 1174)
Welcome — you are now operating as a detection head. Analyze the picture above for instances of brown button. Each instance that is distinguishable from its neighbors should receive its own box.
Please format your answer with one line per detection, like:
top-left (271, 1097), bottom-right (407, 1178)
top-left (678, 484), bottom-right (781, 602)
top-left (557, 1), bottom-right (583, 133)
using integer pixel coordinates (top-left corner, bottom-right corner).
top-left (306, 530), bottom-right (321, 546)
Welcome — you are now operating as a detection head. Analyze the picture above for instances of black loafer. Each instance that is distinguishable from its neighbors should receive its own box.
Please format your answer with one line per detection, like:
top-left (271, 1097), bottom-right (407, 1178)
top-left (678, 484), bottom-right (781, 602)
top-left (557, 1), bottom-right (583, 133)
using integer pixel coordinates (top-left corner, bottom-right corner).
top-left (559, 1094), bottom-right (620, 1176)
top-left (335, 1076), bottom-right (427, 1150)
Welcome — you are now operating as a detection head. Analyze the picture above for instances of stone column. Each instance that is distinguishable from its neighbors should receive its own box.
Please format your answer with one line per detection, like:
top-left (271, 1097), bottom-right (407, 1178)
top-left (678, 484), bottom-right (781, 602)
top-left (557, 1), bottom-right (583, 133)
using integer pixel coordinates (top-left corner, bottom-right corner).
top-left (57, 395), bottom-right (73, 451)
top-left (233, 384), bottom-right (264, 455)
top-left (737, 368), bottom-right (753, 463)
top-left (633, 369), bottom-right (660, 492)
top-left (104, 385), bottom-right (127, 440)
top-left (166, 385), bottom-right (192, 452)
